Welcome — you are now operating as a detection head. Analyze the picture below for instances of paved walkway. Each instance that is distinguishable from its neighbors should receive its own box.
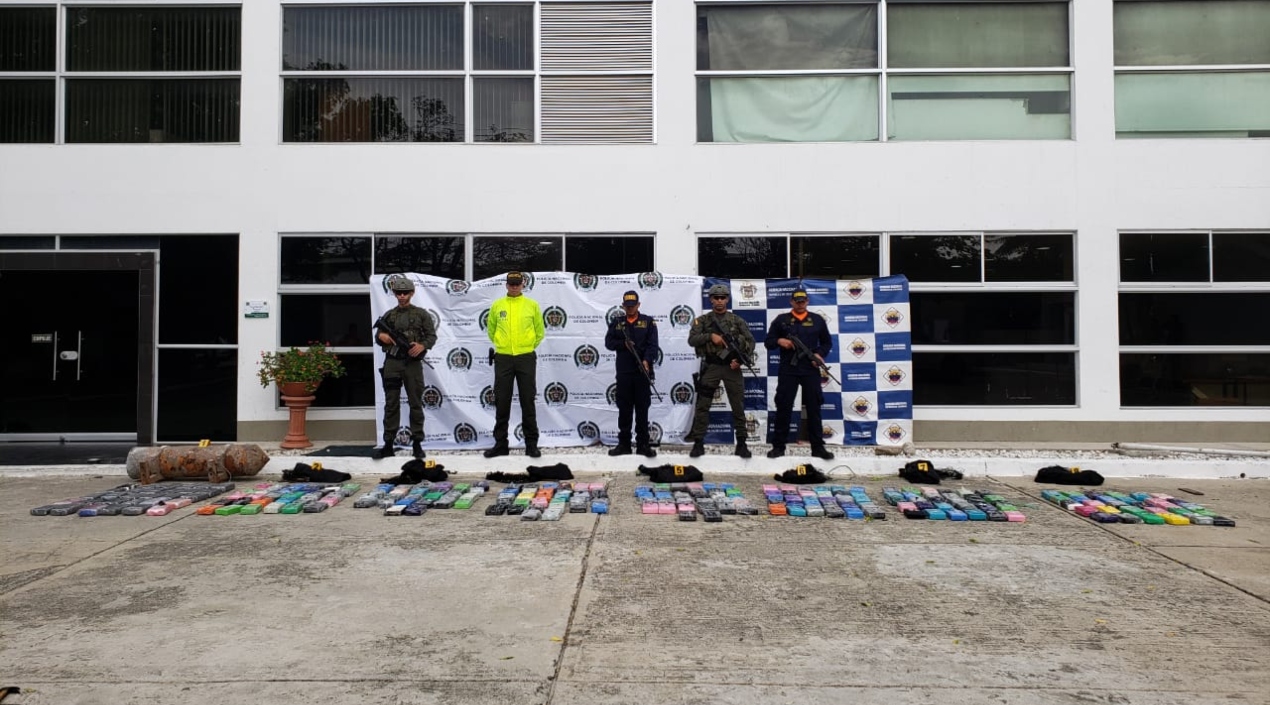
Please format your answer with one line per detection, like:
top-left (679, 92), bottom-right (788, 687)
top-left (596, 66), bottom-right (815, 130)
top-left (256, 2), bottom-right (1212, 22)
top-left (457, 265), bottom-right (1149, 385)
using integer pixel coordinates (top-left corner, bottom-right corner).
top-left (2, 472), bottom-right (1268, 705)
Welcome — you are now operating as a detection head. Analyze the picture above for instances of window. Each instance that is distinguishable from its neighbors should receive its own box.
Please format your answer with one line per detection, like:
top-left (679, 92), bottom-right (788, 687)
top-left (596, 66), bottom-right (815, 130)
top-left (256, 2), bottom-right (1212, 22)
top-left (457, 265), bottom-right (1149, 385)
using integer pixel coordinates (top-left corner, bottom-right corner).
top-left (1119, 232), bottom-right (1270, 406)
top-left (1114, 1), bottom-right (1270, 138)
top-left (277, 232), bottom-right (652, 407)
top-left (0, 7), bottom-right (56, 142)
top-left (282, 2), bottom-right (653, 143)
top-left (695, 1), bottom-right (1071, 142)
top-left (698, 234), bottom-right (880, 279)
top-left (893, 233), bottom-right (1077, 405)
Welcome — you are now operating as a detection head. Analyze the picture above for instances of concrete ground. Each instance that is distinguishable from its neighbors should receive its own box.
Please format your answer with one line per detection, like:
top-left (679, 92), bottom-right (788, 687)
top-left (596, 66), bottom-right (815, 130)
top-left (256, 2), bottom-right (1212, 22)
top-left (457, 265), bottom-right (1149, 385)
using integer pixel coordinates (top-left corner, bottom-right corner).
top-left (1, 471), bottom-right (1268, 705)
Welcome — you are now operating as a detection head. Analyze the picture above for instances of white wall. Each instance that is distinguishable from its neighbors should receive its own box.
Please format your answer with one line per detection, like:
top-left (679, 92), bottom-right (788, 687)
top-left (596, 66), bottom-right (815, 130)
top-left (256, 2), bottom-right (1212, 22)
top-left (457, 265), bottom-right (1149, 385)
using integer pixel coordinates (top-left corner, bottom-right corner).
top-left (0, 0), bottom-right (1267, 430)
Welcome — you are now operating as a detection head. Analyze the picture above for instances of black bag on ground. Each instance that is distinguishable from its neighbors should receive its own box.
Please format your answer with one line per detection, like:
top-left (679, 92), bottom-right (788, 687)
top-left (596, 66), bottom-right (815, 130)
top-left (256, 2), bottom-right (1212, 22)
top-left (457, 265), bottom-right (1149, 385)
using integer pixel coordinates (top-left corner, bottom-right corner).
top-left (381, 459), bottom-right (448, 485)
top-left (1035, 465), bottom-right (1105, 486)
top-left (638, 464), bottom-right (704, 483)
top-left (774, 463), bottom-right (829, 484)
top-left (486, 463), bottom-right (574, 484)
top-left (283, 462), bottom-right (352, 484)
top-left (898, 459), bottom-right (943, 484)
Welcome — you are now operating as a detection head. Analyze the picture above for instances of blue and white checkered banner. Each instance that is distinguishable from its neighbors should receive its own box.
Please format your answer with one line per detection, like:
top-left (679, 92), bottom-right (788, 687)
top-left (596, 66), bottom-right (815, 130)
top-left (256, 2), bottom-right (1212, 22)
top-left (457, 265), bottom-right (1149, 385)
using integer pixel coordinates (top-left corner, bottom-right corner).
top-left (703, 276), bottom-right (913, 449)
top-left (372, 273), bottom-right (910, 450)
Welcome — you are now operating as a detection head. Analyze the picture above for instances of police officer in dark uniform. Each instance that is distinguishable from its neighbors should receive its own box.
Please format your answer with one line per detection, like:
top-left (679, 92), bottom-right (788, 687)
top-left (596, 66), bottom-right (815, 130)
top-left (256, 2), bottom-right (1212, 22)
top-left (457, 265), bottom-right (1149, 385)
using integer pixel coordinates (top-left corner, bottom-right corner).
top-left (764, 286), bottom-right (834, 460)
top-left (604, 290), bottom-right (660, 458)
top-left (373, 275), bottom-right (438, 460)
top-left (686, 283), bottom-right (756, 459)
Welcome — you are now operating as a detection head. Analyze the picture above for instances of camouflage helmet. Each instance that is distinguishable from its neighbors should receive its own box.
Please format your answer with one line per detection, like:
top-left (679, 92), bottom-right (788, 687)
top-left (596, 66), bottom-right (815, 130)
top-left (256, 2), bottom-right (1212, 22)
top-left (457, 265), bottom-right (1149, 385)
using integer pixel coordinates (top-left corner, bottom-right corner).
top-left (387, 275), bottom-right (415, 292)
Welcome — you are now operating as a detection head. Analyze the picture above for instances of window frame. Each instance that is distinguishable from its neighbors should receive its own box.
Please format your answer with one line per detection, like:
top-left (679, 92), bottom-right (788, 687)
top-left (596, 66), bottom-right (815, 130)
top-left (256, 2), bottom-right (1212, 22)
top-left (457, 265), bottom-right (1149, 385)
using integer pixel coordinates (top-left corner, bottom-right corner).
top-left (279, 1), bottom-right (539, 144)
top-left (694, 0), bottom-right (1075, 143)
top-left (0, 3), bottom-right (245, 144)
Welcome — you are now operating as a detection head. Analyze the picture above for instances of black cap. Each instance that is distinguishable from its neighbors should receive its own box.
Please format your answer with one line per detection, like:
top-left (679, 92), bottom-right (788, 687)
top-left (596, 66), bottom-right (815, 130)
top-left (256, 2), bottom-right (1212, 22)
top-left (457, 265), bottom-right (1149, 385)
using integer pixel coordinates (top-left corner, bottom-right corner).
top-left (622, 290), bottom-right (640, 307)
top-left (506, 271), bottom-right (524, 284)
top-left (791, 288), bottom-right (808, 300)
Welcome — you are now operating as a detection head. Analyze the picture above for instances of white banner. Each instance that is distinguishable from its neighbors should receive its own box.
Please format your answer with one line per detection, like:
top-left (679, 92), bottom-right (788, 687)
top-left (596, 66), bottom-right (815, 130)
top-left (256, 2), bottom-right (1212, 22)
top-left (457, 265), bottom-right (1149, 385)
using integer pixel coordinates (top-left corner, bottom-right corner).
top-left (373, 273), bottom-right (912, 450)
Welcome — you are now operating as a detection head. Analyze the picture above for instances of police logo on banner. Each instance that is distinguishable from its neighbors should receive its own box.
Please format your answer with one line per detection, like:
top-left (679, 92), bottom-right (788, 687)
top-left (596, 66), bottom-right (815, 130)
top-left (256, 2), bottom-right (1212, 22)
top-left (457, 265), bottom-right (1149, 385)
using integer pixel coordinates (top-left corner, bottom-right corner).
top-left (445, 280), bottom-right (470, 296)
top-left (543, 305), bottom-right (568, 331)
top-left (574, 344), bottom-right (599, 369)
top-left (849, 337), bottom-right (871, 359)
top-left (649, 422), bottom-right (663, 445)
top-left (652, 348), bottom-right (664, 368)
top-left (637, 271), bottom-right (663, 290)
top-left (393, 426), bottom-right (412, 446)
top-left (884, 365), bottom-right (906, 386)
top-left (519, 272), bottom-right (536, 290)
top-left (669, 304), bottom-right (695, 329)
top-left (670, 382), bottom-right (694, 405)
top-left (821, 425), bottom-right (836, 440)
top-left (577, 421), bottom-right (600, 441)
top-left (884, 423), bottom-right (907, 443)
top-left (447, 348), bottom-right (472, 371)
top-left (514, 424), bottom-right (524, 441)
top-left (741, 281), bottom-right (758, 300)
top-left (453, 423), bottom-right (478, 444)
top-left (425, 308), bottom-right (441, 332)
top-left (572, 273), bottom-right (598, 291)
top-left (883, 307), bottom-right (904, 328)
top-left (745, 413), bottom-right (760, 438)
top-left (544, 382), bottom-right (569, 406)
top-left (605, 306), bottom-right (624, 326)
top-left (606, 383), bottom-right (618, 406)
top-left (422, 385), bottom-right (444, 410)
top-left (478, 309), bottom-right (490, 332)
top-left (845, 280), bottom-right (866, 300)
top-left (479, 385), bottom-right (497, 409)
top-left (851, 395), bottom-right (871, 417)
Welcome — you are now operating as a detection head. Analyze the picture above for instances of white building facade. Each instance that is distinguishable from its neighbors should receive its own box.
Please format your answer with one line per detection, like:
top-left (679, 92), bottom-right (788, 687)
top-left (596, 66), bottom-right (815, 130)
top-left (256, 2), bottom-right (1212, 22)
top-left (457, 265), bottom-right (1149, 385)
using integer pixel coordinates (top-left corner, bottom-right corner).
top-left (0, 0), bottom-right (1267, 445)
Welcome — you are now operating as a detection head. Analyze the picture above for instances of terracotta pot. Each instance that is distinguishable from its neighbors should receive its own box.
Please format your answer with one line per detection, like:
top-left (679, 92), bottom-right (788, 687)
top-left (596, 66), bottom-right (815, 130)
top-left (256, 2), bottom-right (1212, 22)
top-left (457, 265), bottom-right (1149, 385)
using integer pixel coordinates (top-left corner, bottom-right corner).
top-left (278, 381), bottom-right (319, 449)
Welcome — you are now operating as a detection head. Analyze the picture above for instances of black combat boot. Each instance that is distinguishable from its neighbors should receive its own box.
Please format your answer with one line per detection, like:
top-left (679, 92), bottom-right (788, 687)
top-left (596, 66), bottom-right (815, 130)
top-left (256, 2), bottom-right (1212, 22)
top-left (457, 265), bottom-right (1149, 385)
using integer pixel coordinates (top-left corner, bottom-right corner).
top-left (525, 442), bottom-right (542, 459)
top-left (608, 443), bottom-right (633, 457)
top-left (734, 440), bottom-right (751, 459)
top-left (689, 440), bottom-right (705, 458)
top-left (636, 443), bottom-right (656, 458)
top-left (766, 445), bottom-right (785, 459)
top-left (373, 443), bottom-right (395, 460)
top-left (412, 440), bottom-right (425, 459)
top-left (483, 444), bottom-right (510, 458)
top-left (811, 445), bottom-right (834, 460)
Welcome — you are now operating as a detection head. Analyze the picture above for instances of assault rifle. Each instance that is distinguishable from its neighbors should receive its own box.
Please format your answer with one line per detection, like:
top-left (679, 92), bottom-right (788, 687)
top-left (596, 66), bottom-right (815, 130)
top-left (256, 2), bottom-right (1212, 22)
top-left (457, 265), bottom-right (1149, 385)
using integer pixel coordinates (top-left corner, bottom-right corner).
top-left (621, 323), bottom-right (663, 403)
top-left (708, 315), bottom-right (759, 376)
top-left (783, 323), bottom-right (840, 386)
top-left (375, 314), bottom-right (435, 369)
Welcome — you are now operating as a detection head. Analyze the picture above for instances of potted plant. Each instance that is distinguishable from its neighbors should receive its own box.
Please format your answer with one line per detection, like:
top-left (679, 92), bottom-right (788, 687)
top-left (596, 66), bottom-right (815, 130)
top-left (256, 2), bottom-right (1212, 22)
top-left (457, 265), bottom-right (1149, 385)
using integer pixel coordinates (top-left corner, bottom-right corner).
top-left (257, 341), bottom-right (346, 396)
top-left (257, 342), bottom-right (346, 449)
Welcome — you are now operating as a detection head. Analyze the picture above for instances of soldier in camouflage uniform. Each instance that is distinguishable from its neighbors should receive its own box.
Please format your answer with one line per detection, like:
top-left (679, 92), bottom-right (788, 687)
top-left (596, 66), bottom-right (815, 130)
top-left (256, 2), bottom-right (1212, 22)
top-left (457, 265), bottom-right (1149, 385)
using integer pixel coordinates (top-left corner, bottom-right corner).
top-left (686, 283), bottom-right (756, 458)
top-left (373, 275), bottom-right (438, 460)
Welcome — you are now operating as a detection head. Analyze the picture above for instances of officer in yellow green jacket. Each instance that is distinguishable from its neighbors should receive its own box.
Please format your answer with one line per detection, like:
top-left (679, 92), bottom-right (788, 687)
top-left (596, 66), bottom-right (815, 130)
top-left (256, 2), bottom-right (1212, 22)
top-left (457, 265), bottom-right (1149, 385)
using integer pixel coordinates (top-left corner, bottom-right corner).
top-left (485, 271), bottom-right (546, 458)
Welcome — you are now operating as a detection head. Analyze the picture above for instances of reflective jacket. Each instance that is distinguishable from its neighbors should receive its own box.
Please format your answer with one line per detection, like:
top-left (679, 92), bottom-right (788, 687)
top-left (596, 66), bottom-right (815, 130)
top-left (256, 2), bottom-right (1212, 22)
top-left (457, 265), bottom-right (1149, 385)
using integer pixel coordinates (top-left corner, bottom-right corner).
top-left (487, 295), bottom-right (545, 355)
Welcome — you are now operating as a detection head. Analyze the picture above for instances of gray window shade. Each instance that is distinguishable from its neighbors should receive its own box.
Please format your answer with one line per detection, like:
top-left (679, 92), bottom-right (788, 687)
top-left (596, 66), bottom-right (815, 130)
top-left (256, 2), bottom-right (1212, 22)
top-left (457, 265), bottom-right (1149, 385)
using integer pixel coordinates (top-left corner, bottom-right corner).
top-left (542, 76), bottom-right (652, 143)
top-left (541, 2), bottom-right (652, 71)
top-left (697, 4), bottom-right (878, 70)
top-left (282, 5), bottom-right (463, 71)
top-left (0, 79), bottom-right (54, 143)
top-left (67, 7), bottom-right (241, 72)
top-left (473, 4), bottom-right (534, 70)
top-left (1114, 0), bottom-right (1270, 66)
top-left (1, 7), bottom-right (55, 72)
top-left (888, 3), bottom-right (1069, 68)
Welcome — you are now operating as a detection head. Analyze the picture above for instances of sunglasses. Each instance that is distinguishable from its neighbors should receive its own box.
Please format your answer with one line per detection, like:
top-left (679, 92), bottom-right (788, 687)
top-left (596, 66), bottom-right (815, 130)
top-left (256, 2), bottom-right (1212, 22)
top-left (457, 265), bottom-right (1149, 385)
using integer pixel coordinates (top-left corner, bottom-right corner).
top-left (710, 295), bottom-right (728, 300)
top-left (507, 281), bottom-right (523, 286)
top-left (394, 291), bottom-right (412, 295)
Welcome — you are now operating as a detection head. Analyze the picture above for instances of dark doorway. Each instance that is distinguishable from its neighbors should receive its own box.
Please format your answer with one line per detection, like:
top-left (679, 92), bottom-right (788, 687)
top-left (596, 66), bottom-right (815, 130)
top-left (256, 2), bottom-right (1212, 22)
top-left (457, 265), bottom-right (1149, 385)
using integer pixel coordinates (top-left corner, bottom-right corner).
top-left (0, 253), bottom-right (154, 442)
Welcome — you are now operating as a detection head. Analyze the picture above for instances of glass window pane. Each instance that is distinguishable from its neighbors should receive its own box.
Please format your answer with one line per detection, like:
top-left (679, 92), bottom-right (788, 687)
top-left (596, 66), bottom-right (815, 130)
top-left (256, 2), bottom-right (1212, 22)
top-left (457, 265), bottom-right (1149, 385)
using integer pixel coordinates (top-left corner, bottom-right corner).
top-left (59, 235), bottom-right (162, 249)
top-left (1114, 0), bottom-right (1270, 66)
top-left (473, 4), bottom-right (533, 70)
top-left (282, 5), bottom-right (462, 71)
top-left (0, 236), bottom-right (54, 250)
top-left (1, 7), bottom-right (55, 71)
top-left (985, 234), bottom-right (1073, 282)
top-left (1119, 293), bottom-right (1270, 346)
top-left (473, 77), bottom-right (534, 142)
top-left (791, 235), bottom-right (879, 279)
top-left (911, 292), bottom-right (1075, 345)
top-left (914, 352), bottom-right (1076, 405)
top-left (1115, 71), bottom-right (1270, 138)
top-left (67, 7), bottom-right (241, 72)
top-left (697, 237), bottom-right (789, 279)
top-left (472, 237), bottom-right (563, 280)
top-left (888, 74), bottom-right (1070, 141)
top-left (374, 236), bottom-right (465, 278)
top-left (1214, 233), bottom-right (1270, 282)
top-left (283, 77), bottom-right (463, 142)
top-left (0, 79), bottom-right (54, 143)
top-left (890, 235), bottom-right (981, 283)
top-left (160, 235), bottom-right (238, 345)
top-left (1119, 233), bottom-right (1209, 282)
top-left (302, 353), bottom-right (376, 408)
top-left (697, 76), bottom-right (878, 142)
top-left (697, 4), bottom-right (877, 70)
top-left (280, 237), bottom-right (372, 285)
top-left (65, 79), bottom-right (240, 143)
top-left (889, 3), bottom-right (1069, 68)
top-left (158, 348), bottom-right (237, 441)
top-left (565, 236), bottom-right (655, 275)
top-left (1121, 353), bottom-right (1270, 407)
top-left (280, 294), bottom-right (372, 348)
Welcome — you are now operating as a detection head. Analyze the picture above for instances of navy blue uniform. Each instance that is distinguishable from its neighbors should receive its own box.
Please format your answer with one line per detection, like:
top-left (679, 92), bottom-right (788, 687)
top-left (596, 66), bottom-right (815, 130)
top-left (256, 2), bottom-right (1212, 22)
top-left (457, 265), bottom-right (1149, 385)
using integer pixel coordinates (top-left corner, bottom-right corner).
top-left (604, 313), bottom-right (660, 447)
top-left (764, 312), bottom-right (832, 450)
